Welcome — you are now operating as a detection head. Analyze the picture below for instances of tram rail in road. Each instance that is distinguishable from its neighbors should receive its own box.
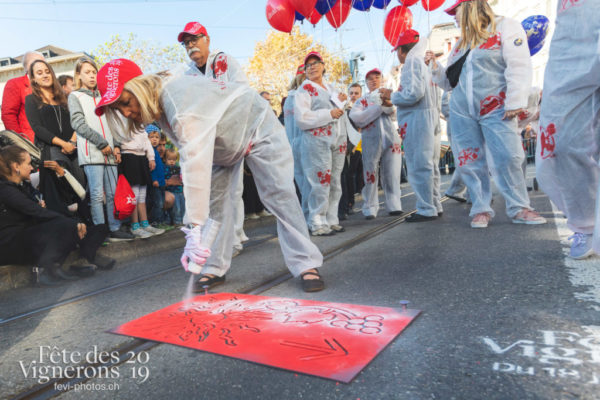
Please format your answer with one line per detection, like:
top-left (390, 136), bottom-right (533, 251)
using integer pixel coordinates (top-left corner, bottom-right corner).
top-left (7, 194), bottom-right (450, 400)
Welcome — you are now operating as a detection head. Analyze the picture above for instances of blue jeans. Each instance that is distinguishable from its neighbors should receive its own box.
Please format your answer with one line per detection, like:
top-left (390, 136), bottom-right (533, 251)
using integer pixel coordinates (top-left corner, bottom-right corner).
top-left (167, 191), bottom-right (185, 225)
top-left (149, 186), bottom-right (166, 224)
top-left (83, 165), bottom-right (120, 232)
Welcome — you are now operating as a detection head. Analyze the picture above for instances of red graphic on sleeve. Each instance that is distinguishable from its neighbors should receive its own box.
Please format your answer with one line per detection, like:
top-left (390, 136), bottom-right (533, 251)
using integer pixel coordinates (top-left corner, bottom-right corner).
top-left (365, 171), bottom-right (376, 184)
top-left (317, 170), bottom-right (331, 185)
top-left (303, 83), bottom-right (319, 97)
top-left (364, 121), bottom-right (376, 130)
top-left (390, 143), bottom-right (402, 154)
top-left (480, 92), bottom-right (506, 116)
top-left (339, 142), bottom-right (347, 154)
top-left (398, 84), bottom-right (403, 92)
top-left (399, 123), bottom-right (408, 140)
top-left (539, 123), bottom-right (557, 159)
top-left (213, 54), bottom-right (228, 78)
top-left (559, 0), bottom-right (584, 13)
top-left (310, 126), bottom-right (332, 137)
top-left (458, 147), bottom-right (480, 166)
top-left (518, 110), bottom-right (530, 121)
top-left (360, 98), bottom-right (368, 108)
top-left (110, 293), bottom-right (420, 383)
top-left (479, 33), bottom-right (502, 50)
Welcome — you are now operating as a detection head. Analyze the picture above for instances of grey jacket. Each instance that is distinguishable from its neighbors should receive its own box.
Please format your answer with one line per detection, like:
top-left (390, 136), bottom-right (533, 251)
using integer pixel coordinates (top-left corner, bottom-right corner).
top-left (69, 88), bottom-right (117, 166)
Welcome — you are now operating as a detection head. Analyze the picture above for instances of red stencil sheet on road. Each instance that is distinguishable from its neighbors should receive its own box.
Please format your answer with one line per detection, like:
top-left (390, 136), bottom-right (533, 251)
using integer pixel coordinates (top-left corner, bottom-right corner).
top-left (109, 293), bottom-right (420, 382)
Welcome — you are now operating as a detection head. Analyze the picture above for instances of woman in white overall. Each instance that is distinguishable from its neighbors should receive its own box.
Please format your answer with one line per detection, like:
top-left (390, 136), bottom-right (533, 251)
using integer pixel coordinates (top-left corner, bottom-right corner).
top-left (536, 0), bottom-right (600, 259)
top-left (426, 0), bottom-right (546, 228)
top-left (95, 59), bottom-right (325, 293)
top-left (381, 29), bottom-right (443, 222)
top-left (349, 68), bottom-right (403, 219)
top-left (283, 65), bottom-right (308, 217)
top-left (294, 52), bottom-right (348, 236)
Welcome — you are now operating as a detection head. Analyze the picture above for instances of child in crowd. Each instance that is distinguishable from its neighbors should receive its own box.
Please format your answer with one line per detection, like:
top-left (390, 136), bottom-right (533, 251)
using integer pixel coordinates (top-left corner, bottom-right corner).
top-left (164, 148), bottom-right (185, 226)
top-left (146, 124), bottom-right (174, 229)
top-left (120, 126), bottom-right (165, 238)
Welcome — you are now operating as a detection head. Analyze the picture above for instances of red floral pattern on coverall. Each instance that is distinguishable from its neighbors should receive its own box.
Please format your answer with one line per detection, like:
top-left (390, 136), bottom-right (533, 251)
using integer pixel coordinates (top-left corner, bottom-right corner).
top-left (458, 147), bottom-right (480, 167)
top-left (539, 123), bottom-right (557, 159)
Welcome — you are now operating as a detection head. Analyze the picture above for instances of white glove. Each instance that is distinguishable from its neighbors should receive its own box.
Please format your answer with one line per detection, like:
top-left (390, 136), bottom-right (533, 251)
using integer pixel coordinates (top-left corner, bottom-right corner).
top-left (180, 225), bottom-right (211, 273)
top-left (369, 89), bottom-right (383, 106)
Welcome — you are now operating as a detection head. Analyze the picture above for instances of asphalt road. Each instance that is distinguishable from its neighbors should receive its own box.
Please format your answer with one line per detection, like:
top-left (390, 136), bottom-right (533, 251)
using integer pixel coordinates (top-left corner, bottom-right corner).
top-left (2, 169), bottom-right (599, 400)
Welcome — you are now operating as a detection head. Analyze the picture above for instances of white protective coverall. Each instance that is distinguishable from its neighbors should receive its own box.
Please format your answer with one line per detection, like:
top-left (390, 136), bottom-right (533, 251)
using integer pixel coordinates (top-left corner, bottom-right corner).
top-left (442, 91), bottom-right (468, 199)
top-left (283, 89), bottom-right (308, 216)
top-left (158, 69), bottom-right (323, 277)
top-left (432, 16), bottom-right (532, 218)
top-left (517, 87), bottom-right (541, 182)
top-left (186, 51), bottom-right (248, 251)
top-left (294, 80), bottom-right (347, 231)
top-left (349, 92), bottom-right (403, 217)
top-left (392, 39), bottom-right (442, 217)
top-left (536, 1), bottom-right (600, 244)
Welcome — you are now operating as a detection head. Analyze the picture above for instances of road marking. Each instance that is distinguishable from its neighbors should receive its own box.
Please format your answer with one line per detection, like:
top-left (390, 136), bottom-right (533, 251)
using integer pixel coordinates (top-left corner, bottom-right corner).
top-left (550, 202), bottom-right (600, 311)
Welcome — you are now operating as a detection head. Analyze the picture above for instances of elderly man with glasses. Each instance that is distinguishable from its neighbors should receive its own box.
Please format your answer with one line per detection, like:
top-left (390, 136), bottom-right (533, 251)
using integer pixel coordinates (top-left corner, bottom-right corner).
top-left (177, 21), bottom-right (249, 291)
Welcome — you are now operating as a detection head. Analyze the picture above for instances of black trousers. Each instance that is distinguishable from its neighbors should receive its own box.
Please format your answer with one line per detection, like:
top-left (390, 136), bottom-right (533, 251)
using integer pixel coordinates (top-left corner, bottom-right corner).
top-left (242, 169), bottom-right (265, 214)
top-left (0, 218), bottom-right (107, 268)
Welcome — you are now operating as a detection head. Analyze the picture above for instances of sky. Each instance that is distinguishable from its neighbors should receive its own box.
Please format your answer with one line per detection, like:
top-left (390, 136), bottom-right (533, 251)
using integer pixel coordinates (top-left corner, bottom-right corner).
top-left (0, 0), bottom-right (454, 78)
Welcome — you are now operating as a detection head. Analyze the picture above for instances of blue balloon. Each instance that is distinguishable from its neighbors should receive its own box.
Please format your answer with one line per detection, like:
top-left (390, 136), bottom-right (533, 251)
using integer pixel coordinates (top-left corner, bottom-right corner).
top-left (372, 0), bottom-right (392, 9)
top-left (295, 11), bottom-right (305, 22)
top-left (353, 0), bottom-right (374, 11)
top-left (522, 15), bottom-right (550, 56)
top-left (315, 0), bottom-right (338, 15)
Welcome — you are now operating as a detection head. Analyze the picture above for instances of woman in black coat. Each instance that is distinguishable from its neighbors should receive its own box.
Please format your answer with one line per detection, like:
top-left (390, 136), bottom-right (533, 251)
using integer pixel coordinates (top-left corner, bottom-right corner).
top-left (0, 146), bottom-right (112, 286)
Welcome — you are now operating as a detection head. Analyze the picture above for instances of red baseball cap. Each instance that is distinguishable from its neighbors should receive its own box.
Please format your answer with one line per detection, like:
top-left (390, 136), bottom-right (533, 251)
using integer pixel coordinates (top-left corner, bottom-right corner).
top-left (177, 22), bottom-right (209, 43)
top-left (304, 51), bottom-right (324, 65)
top-left (445, 0), bottom-right (476, 16)
top-left (392, 29), bottom-right (420, 52)
top-left (365, 68), bottom-right (382, 80)
top-left (296, 64), bottom-right (305, 75)
top-left (95, 59), bottom-right (143, 116)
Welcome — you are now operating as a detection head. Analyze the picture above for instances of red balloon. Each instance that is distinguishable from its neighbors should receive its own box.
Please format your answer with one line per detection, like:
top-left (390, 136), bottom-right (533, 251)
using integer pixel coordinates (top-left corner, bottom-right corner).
top-left (326, 0), bottom-right (352, 29)
top-left (421, 0), bottom-right (445, 11)
top-left (266, 0), bottom-right (296, 33)
top-left (383, 5), bottom-right (413, 45)
top-left (290, 0), bottom-right (318, 18)
top-left (399, 0), bottom-right (418, 5)
top-left (308, 8), bottom-right (322, 25)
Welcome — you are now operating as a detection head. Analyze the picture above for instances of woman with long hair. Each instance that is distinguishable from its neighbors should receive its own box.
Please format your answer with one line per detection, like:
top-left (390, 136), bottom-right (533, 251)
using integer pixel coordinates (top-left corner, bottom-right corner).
top-left (95, 59), bottom-right (324, 292)
top-left (294, 52), bottom-right (348, 236)
top-left (68, 57), bottom-right (134, 242)
top-left (24, 59), bottom-right (85, 215)
top-left (0, 145), bottom-right (112, 286)
top-left (426, 0), bottom-right (546, 228)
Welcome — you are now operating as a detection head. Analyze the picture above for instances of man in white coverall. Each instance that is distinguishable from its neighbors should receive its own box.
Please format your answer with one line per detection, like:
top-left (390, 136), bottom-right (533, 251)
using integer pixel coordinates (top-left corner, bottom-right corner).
top-left (349, 68), bottom-right (403, 219)
top-left (536, 0), bottom-right (600, 259)
top-left (96, 59), bottom-right (325, 292)
top-left (178, 21), bottom-right (249, 281)
top-left (294, 52), bottom-right (348, 236)
top-left (381, 29), bottom-right (443, 222)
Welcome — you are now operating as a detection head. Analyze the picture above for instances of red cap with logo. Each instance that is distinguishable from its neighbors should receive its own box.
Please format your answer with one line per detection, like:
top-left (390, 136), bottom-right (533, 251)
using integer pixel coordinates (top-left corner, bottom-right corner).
top-left (304, 51), bottom-right (324, 66)
top-left (296, 64), bottom-right (305, 75)
top-left (177, 22), bottom-right (209, 43)
top-left (445, 0), bottom-right (477, 16)
top-left (392, 29), bottom-right (420, 52)
top-left (94, 59), bottom-right (143, 116)
top-left (365, 68), bottom-right (382, 80)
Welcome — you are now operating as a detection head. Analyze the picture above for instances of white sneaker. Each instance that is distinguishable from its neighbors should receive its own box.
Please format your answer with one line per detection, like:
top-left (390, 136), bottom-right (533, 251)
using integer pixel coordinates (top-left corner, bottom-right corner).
top-left (310, 226), bottom-right (334, 236)
top-left (144, 225), bottom-right (165, 236)
top-left (568, 233), bottom-right (594, 260)
top-left (131, 227), bottom-right (153, 239)
top-left (245, 213), bottom-right (260, 220)
top-left (258, 210), bottom-right (272, 217)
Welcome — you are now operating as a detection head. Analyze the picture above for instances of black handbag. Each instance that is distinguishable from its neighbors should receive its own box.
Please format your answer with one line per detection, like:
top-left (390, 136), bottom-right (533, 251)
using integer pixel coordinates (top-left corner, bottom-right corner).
top-left (446, 49), bottom-right (471, 89)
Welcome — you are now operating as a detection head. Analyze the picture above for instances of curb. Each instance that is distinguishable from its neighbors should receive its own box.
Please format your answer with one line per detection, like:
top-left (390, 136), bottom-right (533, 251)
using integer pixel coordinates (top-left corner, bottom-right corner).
top-left (0, 216), bottom-right (276, 293)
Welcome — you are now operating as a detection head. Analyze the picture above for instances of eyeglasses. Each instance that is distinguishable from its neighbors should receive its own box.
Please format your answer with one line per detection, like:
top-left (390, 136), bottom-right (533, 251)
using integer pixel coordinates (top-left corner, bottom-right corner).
top-left (181, 35), bottom-right (204, 47)
top-left (305, 61), bottom-right (323, 69)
